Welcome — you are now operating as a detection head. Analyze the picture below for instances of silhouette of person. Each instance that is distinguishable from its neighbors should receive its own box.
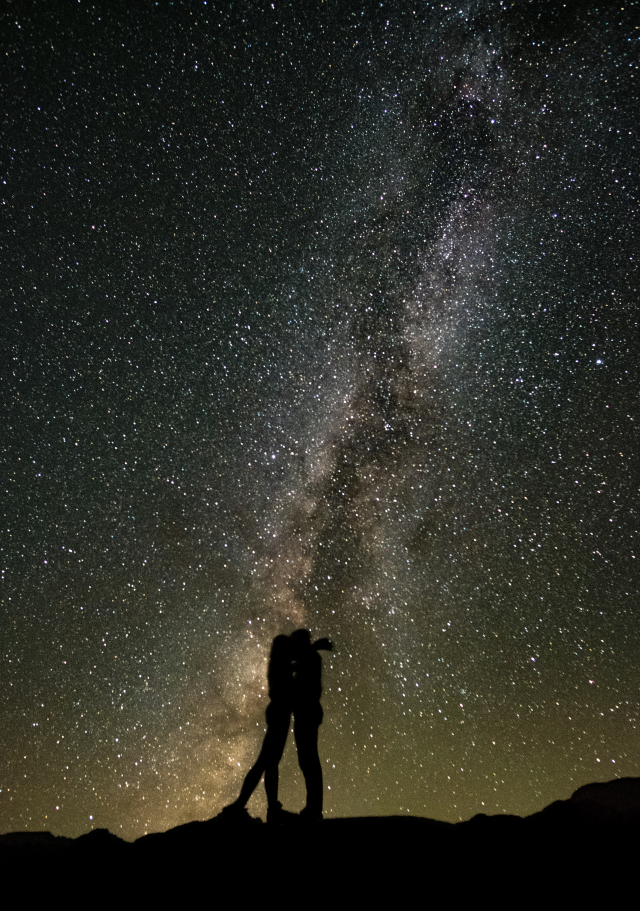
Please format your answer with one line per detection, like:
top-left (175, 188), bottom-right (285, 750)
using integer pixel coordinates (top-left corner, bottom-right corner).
top-left (290, 629), bottom-right (333, 822)
top-left (224, 634), bottom-right (295, 823)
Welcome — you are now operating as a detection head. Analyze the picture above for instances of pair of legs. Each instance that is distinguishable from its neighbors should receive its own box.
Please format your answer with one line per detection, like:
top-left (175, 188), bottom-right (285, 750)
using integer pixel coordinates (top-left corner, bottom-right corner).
top-left (293, 703), bottom-right (323, 816)
top-left (234, 702), bottom-right (290, 810)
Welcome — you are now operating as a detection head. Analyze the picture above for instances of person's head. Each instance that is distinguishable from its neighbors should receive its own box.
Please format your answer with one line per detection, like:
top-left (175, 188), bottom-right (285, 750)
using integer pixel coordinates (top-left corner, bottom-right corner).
top-left (290, 628), bottom-right (311, 657)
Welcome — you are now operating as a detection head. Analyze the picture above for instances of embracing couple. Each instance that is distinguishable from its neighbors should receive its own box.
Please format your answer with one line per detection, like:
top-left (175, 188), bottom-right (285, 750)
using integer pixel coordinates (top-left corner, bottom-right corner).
top-left (224, 629), bottom-right (332, 824)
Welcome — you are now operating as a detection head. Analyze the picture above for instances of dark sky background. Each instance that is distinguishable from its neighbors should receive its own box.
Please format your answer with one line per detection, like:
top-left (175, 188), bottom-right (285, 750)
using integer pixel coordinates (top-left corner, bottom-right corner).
top-left (2, 0), bottom-right (638, 841)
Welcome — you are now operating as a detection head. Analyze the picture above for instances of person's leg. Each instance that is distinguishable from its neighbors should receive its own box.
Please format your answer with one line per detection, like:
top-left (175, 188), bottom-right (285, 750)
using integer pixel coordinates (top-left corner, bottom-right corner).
top-left (264, 709), bottom-right (290, 809)
top-left (264, 764), bottom-right (279, 809)
top-left (294, 710), bottom-right (323, 816)
top-left (234, 750), bottom-right (267, 808)
top-left (232, 705), bottom-right (288, 808)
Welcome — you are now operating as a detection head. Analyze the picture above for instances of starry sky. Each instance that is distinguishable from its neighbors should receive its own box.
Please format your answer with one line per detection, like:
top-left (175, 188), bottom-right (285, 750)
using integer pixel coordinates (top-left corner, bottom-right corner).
top-left (2, 0), bottom-right (638, 841)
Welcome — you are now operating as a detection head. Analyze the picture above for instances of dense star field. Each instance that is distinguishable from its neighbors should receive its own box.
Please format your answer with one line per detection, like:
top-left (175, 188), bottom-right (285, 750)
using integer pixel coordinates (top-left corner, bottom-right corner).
top-left (2, 0), bottom-right (638, 841)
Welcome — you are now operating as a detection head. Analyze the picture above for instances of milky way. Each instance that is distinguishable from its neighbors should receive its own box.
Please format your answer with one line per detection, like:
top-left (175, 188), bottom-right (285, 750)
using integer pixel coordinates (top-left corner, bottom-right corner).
top-left (2, 0), bottom-right (638, 840)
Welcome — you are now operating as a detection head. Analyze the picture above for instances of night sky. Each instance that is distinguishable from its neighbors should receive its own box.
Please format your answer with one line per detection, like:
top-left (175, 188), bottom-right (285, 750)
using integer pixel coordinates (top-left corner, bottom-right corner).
top-left (2, 0), bottom-right (638, 841)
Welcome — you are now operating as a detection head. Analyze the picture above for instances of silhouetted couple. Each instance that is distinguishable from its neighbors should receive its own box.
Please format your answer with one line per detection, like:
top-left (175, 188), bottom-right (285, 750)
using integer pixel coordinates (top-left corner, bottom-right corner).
top-left (225, 628), bottom-right (332, 824)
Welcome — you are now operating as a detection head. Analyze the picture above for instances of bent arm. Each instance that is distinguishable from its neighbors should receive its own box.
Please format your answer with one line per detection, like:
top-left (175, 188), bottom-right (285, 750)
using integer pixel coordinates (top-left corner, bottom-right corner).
top-left (313, 637), bottom-right (333, 651)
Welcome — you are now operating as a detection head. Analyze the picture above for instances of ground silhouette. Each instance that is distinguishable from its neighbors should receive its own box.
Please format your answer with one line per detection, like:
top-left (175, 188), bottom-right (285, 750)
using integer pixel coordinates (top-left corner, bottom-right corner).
top-left (2, 779), bottom-right (638, 900)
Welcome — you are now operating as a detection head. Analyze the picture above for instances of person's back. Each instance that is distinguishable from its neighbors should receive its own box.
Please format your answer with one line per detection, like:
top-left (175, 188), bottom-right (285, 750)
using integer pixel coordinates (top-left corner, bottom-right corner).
top-left (268, 634), bottom-right (294, 707)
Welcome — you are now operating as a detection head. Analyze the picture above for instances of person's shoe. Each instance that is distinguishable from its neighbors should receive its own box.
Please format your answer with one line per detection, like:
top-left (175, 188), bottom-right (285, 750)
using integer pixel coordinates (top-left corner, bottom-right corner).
top-left (216, 803), bottom-right (252, 823)
top-left (298, 807), bottom-right (323, 823)
top-left (267, 801), bottom-right (299, 825)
